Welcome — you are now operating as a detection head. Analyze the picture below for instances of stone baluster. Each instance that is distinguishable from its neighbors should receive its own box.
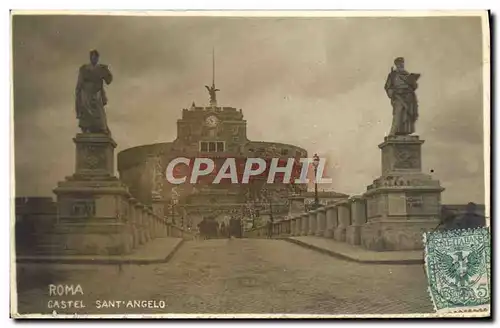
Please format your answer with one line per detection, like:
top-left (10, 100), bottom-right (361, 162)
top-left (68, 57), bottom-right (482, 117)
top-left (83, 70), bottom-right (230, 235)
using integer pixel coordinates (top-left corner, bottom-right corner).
top-left (150, 209), bottom-right (156, 239)
top-left (334, 200), bottom-right (351, 242)
top-left (155, 215), bottom-right (162, 238)
top-left (273, 221), bottom-right (279, 236)
top-left (308, 210), bottom-right (317, 235)
top-left (153, 213), bottom-right (160, 238)
top-left (167, 222), bottom-right (172, 237)
top-left (324, 205), bottom-right (338, 238)
top-left (293, 215), bottom-right (299, 236)
top-left (316, 207), bottom-right (326, 236)
top-left (151, 214), bottom-right (156, 238)
top-left (167, 220), bottom-right (174, 237)
top-left (301, 213), bottom-right (309, 235)
top-left (143, 206), bottom-right (150, 241)
top-left (290, 216), bottom-right (296, 236)
top-left (293, 215), bottom-right (300, 236)
top-left (148, 210), bottom-right (155, 239)
top-left (281, 218), bottom-right (290, 236)
top-left (128, 198), bottom-right (139, 249)
top-left (142, 205), bottom-right (151, 242)
top-left (155, 214), bottom-right (162, 238)
top-left (134, 203), bottom-right (145, 245)
top-left (346, 196), bottom-right (367, 245)
top-left (162, 217), bottom-right (168, 237)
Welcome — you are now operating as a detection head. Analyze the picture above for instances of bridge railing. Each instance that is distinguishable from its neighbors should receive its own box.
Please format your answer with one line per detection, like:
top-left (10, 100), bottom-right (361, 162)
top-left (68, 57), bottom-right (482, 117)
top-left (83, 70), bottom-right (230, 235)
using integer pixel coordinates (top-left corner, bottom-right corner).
top-left (245, 197), bottom-right (368, 247)
top-left (124, 196), bottom-right (194, 252)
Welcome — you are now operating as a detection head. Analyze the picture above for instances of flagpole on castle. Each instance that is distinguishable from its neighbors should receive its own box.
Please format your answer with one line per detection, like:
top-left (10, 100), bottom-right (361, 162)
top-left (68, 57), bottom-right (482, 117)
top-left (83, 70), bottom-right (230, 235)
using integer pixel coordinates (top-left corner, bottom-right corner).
top-left (205, 47), bottom-right (219, 108)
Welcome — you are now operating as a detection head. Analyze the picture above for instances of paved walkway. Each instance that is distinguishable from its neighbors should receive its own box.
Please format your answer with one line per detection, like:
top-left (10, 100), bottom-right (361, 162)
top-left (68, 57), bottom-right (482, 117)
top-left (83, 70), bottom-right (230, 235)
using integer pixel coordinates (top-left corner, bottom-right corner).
top-left (16, 237), bottom-right (184, 264)
top-left (15, 239), bottom-right (433, 316)
top-left (285, 236), bottom-right (424, 264)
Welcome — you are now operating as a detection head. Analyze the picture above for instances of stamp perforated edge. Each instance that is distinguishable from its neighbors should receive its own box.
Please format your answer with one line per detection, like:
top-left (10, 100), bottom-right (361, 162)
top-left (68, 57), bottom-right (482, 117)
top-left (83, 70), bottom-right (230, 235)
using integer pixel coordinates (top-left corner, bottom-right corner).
top-left (423, 227), bottom-right (491, 315)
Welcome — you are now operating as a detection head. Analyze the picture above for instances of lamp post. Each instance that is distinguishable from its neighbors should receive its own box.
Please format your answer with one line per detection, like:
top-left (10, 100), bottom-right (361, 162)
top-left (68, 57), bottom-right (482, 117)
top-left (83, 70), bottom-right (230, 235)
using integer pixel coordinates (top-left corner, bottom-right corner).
top-left (312, 153), bottom-right (320, 209)
top-left (171, 197), bottom-right (178, 226)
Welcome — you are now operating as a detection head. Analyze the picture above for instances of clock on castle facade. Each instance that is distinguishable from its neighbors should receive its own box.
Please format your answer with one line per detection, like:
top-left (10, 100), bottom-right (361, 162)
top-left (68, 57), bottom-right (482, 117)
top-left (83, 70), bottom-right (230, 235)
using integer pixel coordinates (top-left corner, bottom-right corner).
top-left (174, 106), bottom-right (247, 154)
top-left (204, 115), bottom-right (220, 128)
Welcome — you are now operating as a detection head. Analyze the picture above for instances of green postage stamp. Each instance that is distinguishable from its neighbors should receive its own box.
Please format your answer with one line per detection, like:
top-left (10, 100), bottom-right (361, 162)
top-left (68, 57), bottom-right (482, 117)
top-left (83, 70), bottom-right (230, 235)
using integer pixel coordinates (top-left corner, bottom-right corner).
top-left (423, 228), bottom-right (491, 314)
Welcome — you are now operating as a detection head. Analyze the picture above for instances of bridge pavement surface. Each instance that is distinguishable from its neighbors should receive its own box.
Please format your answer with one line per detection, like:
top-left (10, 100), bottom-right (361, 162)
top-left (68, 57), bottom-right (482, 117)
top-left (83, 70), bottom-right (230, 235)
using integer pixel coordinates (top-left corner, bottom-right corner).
top-left (16, 239), bottom-right (434, 316)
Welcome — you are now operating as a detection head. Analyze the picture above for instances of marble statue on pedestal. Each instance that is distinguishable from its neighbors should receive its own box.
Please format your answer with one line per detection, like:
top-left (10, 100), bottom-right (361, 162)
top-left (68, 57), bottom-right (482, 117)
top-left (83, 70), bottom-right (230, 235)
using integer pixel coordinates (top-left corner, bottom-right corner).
top-left (384, 57), bottom-right (420, 136)
top-left (75, 49), bottom-right (113, 134)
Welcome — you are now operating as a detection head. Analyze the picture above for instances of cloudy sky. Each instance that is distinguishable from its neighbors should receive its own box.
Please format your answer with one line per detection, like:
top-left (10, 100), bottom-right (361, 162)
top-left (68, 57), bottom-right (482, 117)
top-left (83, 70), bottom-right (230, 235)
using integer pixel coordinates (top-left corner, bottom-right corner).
top-left (12, 14), bottom-right (486, 204)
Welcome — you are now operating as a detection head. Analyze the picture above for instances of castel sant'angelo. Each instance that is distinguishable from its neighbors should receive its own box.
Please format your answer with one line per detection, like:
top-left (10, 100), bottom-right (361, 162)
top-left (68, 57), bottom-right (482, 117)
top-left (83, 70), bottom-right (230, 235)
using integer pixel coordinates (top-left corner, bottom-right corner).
top-left (117, 74), bottom-right (313, 228)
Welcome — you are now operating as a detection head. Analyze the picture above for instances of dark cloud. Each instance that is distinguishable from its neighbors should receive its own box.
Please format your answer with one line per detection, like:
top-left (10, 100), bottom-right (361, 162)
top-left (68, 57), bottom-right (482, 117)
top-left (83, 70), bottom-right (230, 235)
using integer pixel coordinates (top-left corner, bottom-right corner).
top-left (12, 14), bottom-right (486, 204)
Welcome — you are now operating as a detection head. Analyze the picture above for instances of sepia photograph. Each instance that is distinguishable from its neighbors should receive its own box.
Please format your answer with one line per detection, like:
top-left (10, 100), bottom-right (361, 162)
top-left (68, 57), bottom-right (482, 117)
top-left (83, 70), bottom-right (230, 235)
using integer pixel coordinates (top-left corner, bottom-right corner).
top-left (10, 11), bottom-right (491, 318)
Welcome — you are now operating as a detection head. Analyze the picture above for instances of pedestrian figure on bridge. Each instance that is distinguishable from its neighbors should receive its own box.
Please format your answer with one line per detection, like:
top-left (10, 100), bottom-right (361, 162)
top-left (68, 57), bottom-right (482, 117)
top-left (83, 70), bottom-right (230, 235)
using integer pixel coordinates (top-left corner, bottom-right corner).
top-left (220, 221), bottom-right (227, 239)
top-left (208, 217), bottom-right (217, 239)
top-left (198, 217), bottom-right (209, 240)
top-left (267, 217), bottom-right (274, 239)
top-left (228, 216), bottom-right (235, 239)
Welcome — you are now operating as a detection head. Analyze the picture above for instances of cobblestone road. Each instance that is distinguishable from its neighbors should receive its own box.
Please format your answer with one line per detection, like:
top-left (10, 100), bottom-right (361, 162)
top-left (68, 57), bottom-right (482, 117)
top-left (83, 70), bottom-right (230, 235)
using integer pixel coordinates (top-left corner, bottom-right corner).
top-left (16, 239), bottom-right (434, 315)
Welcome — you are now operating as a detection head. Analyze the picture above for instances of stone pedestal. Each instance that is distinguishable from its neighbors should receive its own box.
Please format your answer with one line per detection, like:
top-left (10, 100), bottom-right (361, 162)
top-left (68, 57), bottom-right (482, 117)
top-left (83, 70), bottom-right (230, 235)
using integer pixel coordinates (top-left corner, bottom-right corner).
top-left (324, 205), bottom-right (337, 238)
top-left (316, 207), bottom-right (326, 236)
top-left (346, 196), bottom-right (366, 245)
top-left (361, 135), bottom-right (444, 251)
top-left (334, 200), bottom-right (350, 242)
top-left (308, 210), bottom-right (317, 235)
top-left (51, 133), bottom-right (134, 255)
top-left (73, 133), bottom-right (117, 179)
top-left (301, 213), bottom-right (309, 235)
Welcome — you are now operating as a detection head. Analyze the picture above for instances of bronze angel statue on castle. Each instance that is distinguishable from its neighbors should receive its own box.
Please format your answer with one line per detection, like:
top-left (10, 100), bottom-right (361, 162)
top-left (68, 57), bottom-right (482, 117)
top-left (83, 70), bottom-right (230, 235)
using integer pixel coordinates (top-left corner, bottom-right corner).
top-left (205, 84), bottom-right (220, 107)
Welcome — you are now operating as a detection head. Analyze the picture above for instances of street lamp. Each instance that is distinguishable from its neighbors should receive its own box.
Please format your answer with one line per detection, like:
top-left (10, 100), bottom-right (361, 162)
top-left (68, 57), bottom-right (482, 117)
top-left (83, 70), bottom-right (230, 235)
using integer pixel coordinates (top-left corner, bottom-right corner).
top-left (261, 187), bottom-right (274, 222)
top-left (171, 197), bottom-right (178, 226)
top-left (312, 153), bottom-right (320, 209)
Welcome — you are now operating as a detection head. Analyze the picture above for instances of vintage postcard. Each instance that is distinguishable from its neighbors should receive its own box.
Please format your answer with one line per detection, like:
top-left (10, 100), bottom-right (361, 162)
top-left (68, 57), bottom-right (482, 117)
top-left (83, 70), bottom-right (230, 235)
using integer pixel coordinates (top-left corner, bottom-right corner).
top-left (10, 10), bottom-right (491, 319)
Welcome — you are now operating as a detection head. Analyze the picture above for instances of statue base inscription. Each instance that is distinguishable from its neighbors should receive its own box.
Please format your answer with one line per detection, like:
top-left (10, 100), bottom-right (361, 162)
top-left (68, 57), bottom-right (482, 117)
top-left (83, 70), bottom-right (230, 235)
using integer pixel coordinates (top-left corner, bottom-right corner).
top-left (361, 135), bottom-right (444, 251)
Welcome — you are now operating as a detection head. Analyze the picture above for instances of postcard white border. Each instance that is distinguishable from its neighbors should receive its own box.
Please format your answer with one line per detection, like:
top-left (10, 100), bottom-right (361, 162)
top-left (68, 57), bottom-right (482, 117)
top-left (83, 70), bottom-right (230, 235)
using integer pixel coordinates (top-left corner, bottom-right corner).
top-left (8, 9), bottom-right (491, 320)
